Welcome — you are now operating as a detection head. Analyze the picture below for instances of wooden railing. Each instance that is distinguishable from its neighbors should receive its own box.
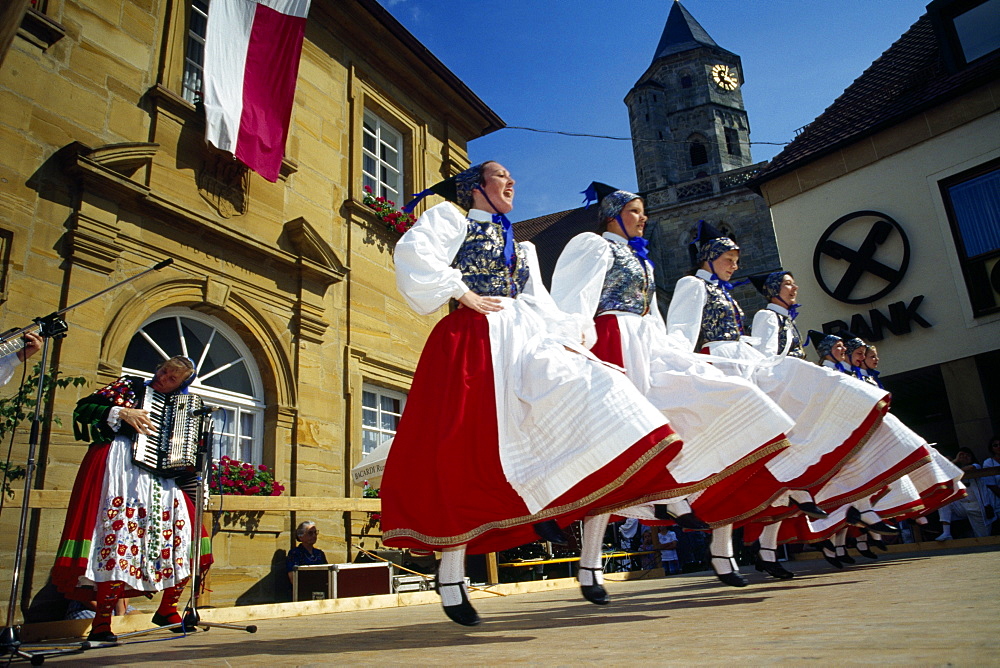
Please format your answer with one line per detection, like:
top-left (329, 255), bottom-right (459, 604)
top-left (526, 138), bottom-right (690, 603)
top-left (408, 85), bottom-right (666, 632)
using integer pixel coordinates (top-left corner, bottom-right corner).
top-left (9, 490), bottom-right (382, 512)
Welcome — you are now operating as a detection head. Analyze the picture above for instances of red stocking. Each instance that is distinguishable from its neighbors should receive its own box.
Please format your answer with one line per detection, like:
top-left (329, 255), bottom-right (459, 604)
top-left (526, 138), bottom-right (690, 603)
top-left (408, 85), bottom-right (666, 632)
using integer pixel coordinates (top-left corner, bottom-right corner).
top-left (153, 578), bottom-right (189, 626)
top-left (92, 580), bottom-right (124, 635)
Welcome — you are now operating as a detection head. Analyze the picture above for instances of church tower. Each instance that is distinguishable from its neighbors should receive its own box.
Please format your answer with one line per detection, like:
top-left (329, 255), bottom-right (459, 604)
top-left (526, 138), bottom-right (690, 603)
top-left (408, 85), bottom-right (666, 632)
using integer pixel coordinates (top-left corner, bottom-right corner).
top-left (626, 0), bottom-right (754, 191)
top-left (630, 1), bottom-right (781, 311)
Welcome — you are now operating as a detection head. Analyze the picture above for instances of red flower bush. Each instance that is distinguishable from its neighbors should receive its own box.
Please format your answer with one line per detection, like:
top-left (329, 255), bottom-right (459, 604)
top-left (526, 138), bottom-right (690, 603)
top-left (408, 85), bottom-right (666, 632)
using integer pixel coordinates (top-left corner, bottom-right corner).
top-left (209, 456), bottom-right (285, 496)
top-left (362, 185), bottom-right (416, 235)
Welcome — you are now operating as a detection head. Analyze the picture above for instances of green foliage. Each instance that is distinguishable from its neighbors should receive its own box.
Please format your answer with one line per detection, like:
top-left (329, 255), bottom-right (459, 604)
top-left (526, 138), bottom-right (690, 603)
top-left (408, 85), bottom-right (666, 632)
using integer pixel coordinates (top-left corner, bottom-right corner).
top-left (0, 461), bottom-right (25, 497)
top-left (0, 361), bottom-right (87, 496)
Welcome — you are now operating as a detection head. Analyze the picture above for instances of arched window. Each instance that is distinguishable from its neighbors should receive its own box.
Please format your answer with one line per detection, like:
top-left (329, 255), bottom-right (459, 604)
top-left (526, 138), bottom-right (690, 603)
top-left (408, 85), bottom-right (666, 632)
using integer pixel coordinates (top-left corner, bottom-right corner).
top-left (690, 139), bottom-right (708, 166)
top-left (122, 308), bottom-right (265, 464)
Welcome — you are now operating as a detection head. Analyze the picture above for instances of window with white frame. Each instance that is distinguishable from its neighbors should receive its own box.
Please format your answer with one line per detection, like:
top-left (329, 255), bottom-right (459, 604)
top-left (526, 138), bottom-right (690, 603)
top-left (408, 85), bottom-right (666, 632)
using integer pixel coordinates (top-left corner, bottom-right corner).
top-left (122, 308), bottom-right (265, 463)
top-left (181, 0), bottom-right (209, 104)
top-left (361, 384), bottom-right (405, 455)
top-left (362, 111), bottom-right (404, 204)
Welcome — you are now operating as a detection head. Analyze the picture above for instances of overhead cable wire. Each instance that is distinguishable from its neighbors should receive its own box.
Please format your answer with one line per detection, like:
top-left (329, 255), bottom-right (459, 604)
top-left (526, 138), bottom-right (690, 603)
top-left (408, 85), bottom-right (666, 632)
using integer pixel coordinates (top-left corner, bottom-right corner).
top-left (503, 125), bottom-right (791, 146)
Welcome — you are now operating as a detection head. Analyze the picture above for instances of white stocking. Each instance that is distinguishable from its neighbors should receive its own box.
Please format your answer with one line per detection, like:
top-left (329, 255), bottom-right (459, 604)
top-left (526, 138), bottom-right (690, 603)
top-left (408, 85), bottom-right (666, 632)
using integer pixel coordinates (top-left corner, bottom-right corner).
top-left (759, 523), bottom-right (781, 561)
top-left (438, 545), bottom-right (467, 607)
top-left (833, 527), bottom-right (849, 556)
top-left (665, 498), bottom-right (693, 517)
top-left (578, 514), bottom-right (609, 586)
top-left (787, 489), bottom-right (815, 505)
top-left (856, 533), bottom-right (869, 551)
top-left (852, 497), bottom-right (873, 513)
top-left (710, 524), bottom-right (736, 575)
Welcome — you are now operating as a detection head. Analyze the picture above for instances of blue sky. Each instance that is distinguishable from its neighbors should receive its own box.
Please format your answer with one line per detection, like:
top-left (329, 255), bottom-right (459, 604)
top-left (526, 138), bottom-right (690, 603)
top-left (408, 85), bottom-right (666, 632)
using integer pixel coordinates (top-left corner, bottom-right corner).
top-left (380, 0), bottom-right (931, 222)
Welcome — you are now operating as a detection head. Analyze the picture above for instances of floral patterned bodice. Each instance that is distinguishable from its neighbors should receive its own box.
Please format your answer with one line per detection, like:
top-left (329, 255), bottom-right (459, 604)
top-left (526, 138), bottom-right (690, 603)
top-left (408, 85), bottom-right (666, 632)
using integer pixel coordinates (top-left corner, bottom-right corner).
top-left (452, 217), bottom-right (529, 298)
top-left (775, 313), bottom-right (806, 359)
top-left (596, 240), bottom-right (653, 316)
top-left (699, 278), bottom-right (744, 346)
top-left (860, 372), bottom-right (880, 386)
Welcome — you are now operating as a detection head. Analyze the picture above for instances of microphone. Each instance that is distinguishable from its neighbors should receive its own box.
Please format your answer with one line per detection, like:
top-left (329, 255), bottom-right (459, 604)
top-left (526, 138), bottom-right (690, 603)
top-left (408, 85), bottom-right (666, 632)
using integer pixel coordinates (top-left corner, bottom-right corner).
top-left (192, 405), bottom-right (221, 416)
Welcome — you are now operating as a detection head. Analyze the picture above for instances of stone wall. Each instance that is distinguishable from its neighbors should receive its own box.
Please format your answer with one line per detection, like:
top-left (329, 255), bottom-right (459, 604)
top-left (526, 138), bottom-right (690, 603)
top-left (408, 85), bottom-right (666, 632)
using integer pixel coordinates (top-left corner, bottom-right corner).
top-left (0, 0), bottom-right (495, 618)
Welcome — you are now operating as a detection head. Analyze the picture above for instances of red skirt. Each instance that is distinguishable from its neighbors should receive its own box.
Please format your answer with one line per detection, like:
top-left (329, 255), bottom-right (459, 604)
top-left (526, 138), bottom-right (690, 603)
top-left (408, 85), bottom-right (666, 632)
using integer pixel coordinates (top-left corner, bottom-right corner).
top-left (381, 307), bottom-right (682, 555)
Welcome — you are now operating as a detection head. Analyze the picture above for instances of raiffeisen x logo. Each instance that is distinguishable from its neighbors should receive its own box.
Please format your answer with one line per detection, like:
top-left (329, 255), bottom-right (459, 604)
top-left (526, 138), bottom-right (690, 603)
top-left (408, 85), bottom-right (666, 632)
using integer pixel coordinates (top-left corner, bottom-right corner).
top-left (813, 210), bottom-right (911, 305)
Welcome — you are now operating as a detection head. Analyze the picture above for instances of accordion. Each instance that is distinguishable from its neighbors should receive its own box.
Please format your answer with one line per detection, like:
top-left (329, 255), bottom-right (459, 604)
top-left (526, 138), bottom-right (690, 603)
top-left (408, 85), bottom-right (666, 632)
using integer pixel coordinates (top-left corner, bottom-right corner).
top-left (131, 388), bottom-right (202, 477)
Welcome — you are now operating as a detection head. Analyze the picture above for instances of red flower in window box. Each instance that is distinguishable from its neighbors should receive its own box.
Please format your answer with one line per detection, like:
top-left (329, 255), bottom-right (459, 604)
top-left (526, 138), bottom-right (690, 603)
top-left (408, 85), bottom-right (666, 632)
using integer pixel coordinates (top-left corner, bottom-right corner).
top-left (362, 190), bottom-right (416, 236)
top-left (209, 458), bottom-right (283, 496)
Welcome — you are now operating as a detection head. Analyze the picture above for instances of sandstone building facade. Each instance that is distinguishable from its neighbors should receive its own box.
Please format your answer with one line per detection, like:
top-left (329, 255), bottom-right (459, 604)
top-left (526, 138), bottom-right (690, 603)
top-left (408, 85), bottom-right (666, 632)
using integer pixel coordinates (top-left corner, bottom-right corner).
top-left (0, 0), bottom-right (500, 616)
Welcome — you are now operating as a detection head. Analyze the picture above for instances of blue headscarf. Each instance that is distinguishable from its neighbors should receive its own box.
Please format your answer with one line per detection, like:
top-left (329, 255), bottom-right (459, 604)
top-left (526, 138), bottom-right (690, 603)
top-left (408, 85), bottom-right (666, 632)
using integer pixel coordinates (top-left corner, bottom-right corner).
top-left (763, 271), bottom-right (800, 319)
top-left (581, 183), bottom-right (651, 264)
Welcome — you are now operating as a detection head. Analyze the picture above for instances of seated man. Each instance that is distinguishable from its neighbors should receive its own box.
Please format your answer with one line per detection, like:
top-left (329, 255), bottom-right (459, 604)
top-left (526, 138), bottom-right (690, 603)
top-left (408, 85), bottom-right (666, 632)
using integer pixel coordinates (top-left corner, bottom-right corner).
top-left (287, 521), bottom-right (328, 583)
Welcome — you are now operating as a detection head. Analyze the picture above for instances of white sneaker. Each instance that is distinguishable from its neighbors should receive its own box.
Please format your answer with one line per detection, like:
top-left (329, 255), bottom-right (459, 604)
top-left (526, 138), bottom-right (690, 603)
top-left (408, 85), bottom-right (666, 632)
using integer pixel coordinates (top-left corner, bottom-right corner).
top-left (935, 532), bottom-right (952, 541)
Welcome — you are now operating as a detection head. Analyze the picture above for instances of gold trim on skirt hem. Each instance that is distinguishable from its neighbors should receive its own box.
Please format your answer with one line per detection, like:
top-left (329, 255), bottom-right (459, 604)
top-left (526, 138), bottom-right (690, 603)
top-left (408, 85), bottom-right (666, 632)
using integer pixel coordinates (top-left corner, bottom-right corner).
top-left (384, 433), bottom-right (681, 548)
top-left (604, 436), bottom-right (792, 523)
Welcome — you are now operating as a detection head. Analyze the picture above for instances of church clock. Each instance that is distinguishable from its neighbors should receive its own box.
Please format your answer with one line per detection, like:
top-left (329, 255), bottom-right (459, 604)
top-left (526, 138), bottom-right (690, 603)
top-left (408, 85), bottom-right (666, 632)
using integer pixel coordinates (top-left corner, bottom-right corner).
top-left (711, 64), bottom-right (739, 90)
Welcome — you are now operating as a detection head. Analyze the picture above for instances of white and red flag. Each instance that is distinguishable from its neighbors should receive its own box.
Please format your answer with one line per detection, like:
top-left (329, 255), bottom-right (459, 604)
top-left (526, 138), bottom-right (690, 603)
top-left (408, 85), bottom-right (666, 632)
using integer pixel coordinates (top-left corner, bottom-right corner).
top-left (203, 0), bottom-right (311, 182)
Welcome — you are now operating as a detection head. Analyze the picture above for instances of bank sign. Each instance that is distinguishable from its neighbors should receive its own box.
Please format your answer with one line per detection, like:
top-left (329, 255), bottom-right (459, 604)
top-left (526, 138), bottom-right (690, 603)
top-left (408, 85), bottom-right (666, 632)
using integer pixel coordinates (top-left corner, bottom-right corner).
top-left (813, 210), bottom-right (931, 341)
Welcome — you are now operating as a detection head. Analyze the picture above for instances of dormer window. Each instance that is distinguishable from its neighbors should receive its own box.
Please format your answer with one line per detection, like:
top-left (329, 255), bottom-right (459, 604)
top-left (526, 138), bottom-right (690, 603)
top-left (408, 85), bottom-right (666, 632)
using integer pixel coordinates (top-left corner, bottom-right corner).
top-left (929, 0), bottom-right (1000, 71)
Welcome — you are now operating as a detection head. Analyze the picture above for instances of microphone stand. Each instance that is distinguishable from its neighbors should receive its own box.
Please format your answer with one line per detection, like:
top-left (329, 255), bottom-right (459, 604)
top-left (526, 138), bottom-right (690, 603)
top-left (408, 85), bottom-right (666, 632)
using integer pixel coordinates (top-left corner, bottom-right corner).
top-left (0, 259), bottom-right (174, 664)
top-left (182, 408), bottom-right (257, 634)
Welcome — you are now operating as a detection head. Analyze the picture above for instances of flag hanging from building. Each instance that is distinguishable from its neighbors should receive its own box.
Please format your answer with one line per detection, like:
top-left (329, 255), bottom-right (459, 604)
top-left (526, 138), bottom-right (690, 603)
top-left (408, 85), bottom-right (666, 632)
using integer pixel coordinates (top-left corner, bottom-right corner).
top-left (203, 0), bottom-right (311, 183)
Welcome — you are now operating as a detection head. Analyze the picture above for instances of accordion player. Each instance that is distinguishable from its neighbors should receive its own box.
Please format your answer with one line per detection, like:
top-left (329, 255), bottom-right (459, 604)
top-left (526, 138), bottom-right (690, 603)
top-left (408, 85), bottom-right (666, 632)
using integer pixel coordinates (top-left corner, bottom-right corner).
top-left (130, 385), bottom-right (203, 477)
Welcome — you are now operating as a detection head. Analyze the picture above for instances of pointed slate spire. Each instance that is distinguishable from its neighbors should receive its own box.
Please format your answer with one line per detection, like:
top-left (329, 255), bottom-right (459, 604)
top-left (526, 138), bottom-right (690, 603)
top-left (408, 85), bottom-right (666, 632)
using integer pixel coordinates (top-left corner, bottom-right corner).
top-left (652, 0), bottom-right (721, 62)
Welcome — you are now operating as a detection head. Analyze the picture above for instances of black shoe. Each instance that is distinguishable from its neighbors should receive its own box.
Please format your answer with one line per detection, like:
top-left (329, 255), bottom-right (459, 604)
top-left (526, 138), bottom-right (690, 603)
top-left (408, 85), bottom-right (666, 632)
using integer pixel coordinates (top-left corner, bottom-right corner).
top-left (436, 581), bottom-right (481, 626)
top-left (857, 548), bottom-right (879, 560)
top-left (151, 612), bottom-right (188, 633)
top-left (870, 537), bottom-right (889, 552)
top-left (789, 499), bottom-right (829, 520)
top-left (578, 566), bottom-right (609, 605)
top-left (846, 506), bottom-right (900, 534)
top-left (834, 548), bottom-right (856, 565)
top-left (86, 630), bottom-right (118, 643)
top-left (710, 555), bottom-right (748, 587)
top-left (818, 540), bottom-right (843, 569)
top-left (674, 513), bottom-right (711, 531)
top-left (715, 570), bottom-right (748, 587)
top-left (533, 519), bottom-right (570, 546)
top-left (755, 550), bottom-right (794, 579)
top-left (653, 504), bottom-right (710, 530)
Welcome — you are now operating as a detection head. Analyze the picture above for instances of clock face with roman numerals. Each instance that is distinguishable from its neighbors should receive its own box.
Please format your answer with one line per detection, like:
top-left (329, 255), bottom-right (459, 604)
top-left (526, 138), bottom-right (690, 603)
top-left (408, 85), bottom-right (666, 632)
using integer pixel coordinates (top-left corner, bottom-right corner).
top-left (711, 64), bottom-right (739, 91)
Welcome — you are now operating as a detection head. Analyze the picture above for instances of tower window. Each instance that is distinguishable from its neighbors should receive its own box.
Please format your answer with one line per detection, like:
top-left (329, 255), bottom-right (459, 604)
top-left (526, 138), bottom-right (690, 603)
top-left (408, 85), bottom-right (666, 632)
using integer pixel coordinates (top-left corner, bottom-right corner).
top-left (725, 128), bottom-right (742, 156)
top-left (690, 140), bottom-right (708, 166)
top-left (681, 75), bottom-right (692, 89)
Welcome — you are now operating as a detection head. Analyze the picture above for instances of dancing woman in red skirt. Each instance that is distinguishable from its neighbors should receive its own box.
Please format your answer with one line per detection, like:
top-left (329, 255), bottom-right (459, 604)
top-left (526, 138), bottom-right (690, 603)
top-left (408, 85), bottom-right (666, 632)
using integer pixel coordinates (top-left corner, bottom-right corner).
top-left (382, 162), bottom-right (690, 625)
top-left (550, 183), bottom-right (801, 585)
